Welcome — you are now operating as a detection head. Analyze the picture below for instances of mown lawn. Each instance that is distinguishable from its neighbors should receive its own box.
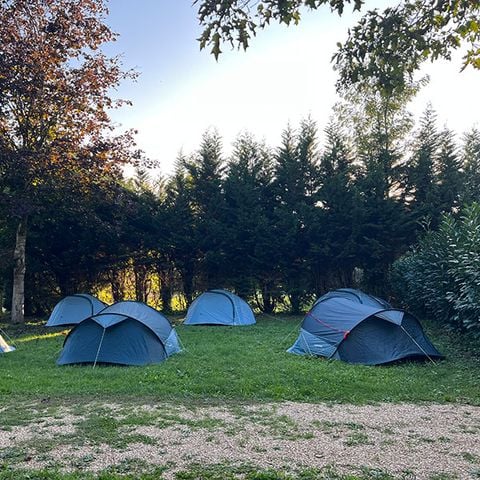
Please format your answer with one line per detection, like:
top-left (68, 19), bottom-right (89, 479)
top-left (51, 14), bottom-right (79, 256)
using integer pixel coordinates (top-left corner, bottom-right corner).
top-left (0, 316), bottom-right (479, 479)
top-left (0, 315), bottom-right (478, 404)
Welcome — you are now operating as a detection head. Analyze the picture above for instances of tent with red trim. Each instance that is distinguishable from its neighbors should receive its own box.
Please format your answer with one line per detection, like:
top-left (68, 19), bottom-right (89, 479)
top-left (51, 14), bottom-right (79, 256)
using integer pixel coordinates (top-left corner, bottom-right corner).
top-left (287, 289), bottom-right (443, 365)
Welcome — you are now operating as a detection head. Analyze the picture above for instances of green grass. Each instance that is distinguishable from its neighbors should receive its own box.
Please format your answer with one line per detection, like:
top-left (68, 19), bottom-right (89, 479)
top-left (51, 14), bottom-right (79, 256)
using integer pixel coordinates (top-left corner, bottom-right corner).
top-left (0, 317), bottom-right (475, 480)
top-left (0, 464), bottom-right (441, 479)
top-left (0, 316), bottom-right (479, 404)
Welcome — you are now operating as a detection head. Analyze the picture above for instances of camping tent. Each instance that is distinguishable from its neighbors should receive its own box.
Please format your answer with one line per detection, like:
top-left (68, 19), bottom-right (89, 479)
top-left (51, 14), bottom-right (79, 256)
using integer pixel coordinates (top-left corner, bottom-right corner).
top-left (0, 333), bottom-right (15, 353)
top-left (288, 289), bottom-right (443, 365)
top-left (57, 301), bottom-right (181, 366)
top-left (184, 289), bottom-right (256, 326)
top-left (315, 288), bottom-right (391, 309)
top-left (46, 294), bottom-right (107, 327)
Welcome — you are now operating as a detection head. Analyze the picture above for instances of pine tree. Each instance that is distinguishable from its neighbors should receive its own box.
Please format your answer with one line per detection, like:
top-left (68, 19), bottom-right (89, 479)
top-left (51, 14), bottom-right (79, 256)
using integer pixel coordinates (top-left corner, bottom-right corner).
top-left (223, 133), bottom-right (277, 304)
top-left (309, 121), bottom-right (359, 293)
top-left (407, 106), bottom-right (441, 227)
top-left (461, 128), bottom-right (480, 204)
top-left (184, 130), bottom-right (226, 290)
top-left (164, 157), bottom-right (197, 305)
top-left (273, 118), bottom-right (320, 313)
top-left (335, 84), bottom-right (415, 295)
top-left (437, 128), bottom-right (463, 214)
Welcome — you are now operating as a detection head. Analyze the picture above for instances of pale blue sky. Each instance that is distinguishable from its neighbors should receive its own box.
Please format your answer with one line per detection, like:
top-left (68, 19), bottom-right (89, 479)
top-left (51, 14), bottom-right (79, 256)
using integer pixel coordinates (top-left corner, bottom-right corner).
top-left (104, 1), bottom-right (479, 174)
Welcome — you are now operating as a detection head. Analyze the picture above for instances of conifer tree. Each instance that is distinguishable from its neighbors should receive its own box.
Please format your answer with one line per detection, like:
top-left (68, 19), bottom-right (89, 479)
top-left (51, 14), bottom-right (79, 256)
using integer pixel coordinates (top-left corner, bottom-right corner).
top-left (309, 121), bottom-right (359, 292)
top-left (273, 119), bottom-right (320, 313)
top-left (223, 133), bottom-right (277, 302)
top-left (461, 129), bottom-right (480, 205)
top-left (164, 157), bottom-right (197, 306)
top-left (407, 106), bottom-right (441, 227)
top-left (437, 128), bottom-right (463, 214)
top-left (184, 130), bottom-right (225, 290)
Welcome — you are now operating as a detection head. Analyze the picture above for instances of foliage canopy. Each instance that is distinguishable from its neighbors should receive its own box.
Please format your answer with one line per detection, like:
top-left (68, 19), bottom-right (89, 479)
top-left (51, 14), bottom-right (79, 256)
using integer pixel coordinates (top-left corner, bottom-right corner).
top-left (195, 0), bottom-right (480, 92)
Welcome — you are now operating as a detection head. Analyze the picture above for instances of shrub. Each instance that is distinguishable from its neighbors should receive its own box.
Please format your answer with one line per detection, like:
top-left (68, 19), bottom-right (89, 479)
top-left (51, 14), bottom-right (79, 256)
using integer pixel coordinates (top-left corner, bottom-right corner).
top-left (391, 203), bottom-right (480, 337)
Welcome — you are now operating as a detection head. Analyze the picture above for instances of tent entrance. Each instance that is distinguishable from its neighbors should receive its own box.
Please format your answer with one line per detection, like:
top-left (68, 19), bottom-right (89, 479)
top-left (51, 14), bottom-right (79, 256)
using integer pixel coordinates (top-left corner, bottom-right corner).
top-left (58, 319), bottom-right (167, 366)
top-left (336, 316), bottom-right (436, 365)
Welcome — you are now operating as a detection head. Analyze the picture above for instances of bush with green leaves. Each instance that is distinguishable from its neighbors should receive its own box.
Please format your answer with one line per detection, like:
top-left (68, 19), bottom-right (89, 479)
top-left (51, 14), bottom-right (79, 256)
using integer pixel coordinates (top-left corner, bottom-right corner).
top-left (391, 203), bottom-right (480, 337)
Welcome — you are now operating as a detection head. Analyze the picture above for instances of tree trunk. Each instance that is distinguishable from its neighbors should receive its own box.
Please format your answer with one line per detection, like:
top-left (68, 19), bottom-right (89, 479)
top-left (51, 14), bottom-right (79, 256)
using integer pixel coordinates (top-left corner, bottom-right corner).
top-left (159, 267), bottom-right (174, 313)
top-left (256, 281), bottom-right (276, 314)
top-left (134, 264), bottom-right (148, 303)
top-left (11, 216), bottom-right (27, 324)
top-left (110, 268), bottom-right (126, 303)
top-left (182, 264), bottom-right (194, 307)
top-left (289, 293), bottom-right (301, 315)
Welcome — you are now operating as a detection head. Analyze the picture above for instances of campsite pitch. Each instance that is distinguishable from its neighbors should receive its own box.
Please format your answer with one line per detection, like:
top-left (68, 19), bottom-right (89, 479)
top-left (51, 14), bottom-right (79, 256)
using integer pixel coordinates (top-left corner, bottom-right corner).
top-left (0, 317), bottom-right (478, 403)
top-left (0, 316), bottom-right (479, 478)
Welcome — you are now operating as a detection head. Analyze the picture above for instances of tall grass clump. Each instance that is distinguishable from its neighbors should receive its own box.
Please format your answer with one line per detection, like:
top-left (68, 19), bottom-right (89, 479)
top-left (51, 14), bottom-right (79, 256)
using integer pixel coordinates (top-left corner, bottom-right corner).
top-left (391, 203), bottom-right (480, 337)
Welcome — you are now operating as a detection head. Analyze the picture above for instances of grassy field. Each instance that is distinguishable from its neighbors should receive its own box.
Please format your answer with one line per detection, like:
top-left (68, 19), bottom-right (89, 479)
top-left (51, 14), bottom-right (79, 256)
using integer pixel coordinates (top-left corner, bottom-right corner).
top-left (0, 315), bottom-right (478, 404)
top-left (0, 316), bottom-right (479, 480)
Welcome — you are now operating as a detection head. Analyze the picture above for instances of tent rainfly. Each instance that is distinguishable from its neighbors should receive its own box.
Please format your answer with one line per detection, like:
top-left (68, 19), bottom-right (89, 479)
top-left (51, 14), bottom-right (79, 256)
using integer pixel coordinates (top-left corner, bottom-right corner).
top-left (57, 301), bottom-right (181, 366)
top-left (46, 294), bottom-right (107, 327)
top-left (184, 289), bottom-right (256, 326)
top-left (288, 288), bottom-right (443, 365)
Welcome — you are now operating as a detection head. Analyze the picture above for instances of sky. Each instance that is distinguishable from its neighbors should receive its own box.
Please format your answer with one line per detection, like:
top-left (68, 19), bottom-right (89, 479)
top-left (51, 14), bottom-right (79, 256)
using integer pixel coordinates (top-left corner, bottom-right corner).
top-left (104, 0), bottom-right (480, 175)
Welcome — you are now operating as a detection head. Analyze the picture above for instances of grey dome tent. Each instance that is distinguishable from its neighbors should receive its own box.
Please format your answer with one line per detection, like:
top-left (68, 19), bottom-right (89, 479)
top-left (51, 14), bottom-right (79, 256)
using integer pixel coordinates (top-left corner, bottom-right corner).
top-left (184, 289), bottom-right (256, 326)
top-left (46, 294), bottom-right (107, 327)
top-left (288, 289), bottom-right (443, 365)
top-left (57, 301), bottom-right (181, 366)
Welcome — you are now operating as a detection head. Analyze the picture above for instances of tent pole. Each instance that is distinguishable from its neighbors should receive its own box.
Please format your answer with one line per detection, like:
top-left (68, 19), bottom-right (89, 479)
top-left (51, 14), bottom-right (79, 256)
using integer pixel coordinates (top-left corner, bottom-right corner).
top-left (300, 329), bottom-right (313, 356)
top-left (279, 316), bottom-right (305, 346)
top-left (400, 325), bottom-right (437, 366)
top-left (93, 327), bottom-right (106, 369)
top-left (176, 331), bottom-right (187, 353)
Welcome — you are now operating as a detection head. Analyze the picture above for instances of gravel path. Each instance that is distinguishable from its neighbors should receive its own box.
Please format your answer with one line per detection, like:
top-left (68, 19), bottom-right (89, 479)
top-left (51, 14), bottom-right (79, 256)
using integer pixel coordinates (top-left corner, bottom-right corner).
top-left (1, 401), bottom-right (479, 478)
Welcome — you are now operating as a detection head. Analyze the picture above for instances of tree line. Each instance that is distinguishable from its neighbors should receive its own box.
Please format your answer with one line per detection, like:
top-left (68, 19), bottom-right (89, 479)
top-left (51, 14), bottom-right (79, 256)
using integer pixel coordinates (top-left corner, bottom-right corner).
top-left (2, 96), bottom-right (479, 317)
top-left (2, 0), bottom-right (479, 322)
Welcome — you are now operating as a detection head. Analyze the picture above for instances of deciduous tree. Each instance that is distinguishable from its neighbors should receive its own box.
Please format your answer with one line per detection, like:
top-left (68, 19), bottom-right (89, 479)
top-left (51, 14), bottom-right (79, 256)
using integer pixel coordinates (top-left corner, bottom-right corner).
top-left (196, 1), bottom-right (480, 92)
top-left (0, 0), bottom-right (136, 322)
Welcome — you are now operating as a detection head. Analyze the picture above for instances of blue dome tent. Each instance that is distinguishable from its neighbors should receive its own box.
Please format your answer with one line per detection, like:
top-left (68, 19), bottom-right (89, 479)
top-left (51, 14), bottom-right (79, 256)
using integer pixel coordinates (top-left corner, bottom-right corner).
top-left (185, 289), bottom-right (256, 326)
top-left (57, 301), bottom-right (181, 366)
top-left (288, 289), bottom-right (443, 365)
top-left (46, 294), bottom-right (107, 327)
top-left (315, 288), bottom-right (391, 309)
